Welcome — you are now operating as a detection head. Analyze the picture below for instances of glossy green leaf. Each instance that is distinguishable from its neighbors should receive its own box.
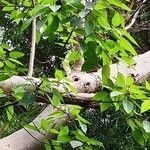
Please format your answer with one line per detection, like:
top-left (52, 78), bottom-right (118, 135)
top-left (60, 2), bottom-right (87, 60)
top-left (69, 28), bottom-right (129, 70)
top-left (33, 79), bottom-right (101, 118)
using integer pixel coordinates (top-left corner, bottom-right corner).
top-left (49, 5), bottom-right (61, 12)
top-left (118, 37), bottom-right (137, 55)
top-left (122, 99), bottom-right (133, 114)
top-left (141, 100), bottom-right (150, 113)
top-left (110, 91), bottom-right (123, 97)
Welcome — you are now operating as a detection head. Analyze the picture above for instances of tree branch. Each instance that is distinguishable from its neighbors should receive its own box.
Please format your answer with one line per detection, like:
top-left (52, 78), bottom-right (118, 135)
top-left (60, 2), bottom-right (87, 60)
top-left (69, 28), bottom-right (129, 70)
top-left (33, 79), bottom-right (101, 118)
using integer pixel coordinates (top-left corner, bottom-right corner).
top-left (27, 0), bottom-right (36, 77)
top-left (125, 0), bottom-right (148, 30)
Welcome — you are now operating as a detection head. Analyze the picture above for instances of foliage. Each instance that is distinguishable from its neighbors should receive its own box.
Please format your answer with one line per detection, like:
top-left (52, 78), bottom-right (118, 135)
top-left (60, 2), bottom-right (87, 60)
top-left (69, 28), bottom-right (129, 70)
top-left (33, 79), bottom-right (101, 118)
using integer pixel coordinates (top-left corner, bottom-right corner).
top-left (0, 0), bottom-right (150, 150)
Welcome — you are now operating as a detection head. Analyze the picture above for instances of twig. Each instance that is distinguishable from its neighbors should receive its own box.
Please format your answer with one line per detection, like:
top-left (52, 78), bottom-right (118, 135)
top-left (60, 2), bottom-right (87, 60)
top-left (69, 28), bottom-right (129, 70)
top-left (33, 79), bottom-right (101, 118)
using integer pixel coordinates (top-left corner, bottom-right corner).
top-left (125, 0), bottom-right (148, 30)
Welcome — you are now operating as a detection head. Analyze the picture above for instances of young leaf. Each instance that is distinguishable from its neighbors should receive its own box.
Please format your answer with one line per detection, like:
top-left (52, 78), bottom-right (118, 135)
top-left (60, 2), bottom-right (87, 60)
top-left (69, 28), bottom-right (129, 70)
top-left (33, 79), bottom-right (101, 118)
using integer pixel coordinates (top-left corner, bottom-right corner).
top-left (145, 81), bottom-right (150, 91)
top-left (141, 100), bottom-right (150, 113)
top-left (112, 12), bottom-right (124, 27)
top-left (118, 37), bottom-right (137, 55)
top-left (55, 70), bottom-right (64, 81)
top-left (117, 72), bottom-right (125, 87)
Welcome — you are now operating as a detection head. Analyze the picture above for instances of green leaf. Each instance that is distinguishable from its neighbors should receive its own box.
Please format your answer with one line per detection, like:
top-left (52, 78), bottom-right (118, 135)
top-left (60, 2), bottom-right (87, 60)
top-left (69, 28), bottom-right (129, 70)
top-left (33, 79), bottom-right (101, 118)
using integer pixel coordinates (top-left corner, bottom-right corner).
top-left (9, 51), bottom-right (25, 59)
top-left (98, 10), bottom-right (110, 29)
top-left (20, 18), bottom-right (33, 32)
top-left (101, 103), bottom-right (111, 112)
top-left (110, 91), bottom-right (123, 97)
top-left (25, 124), bottom-right (38, 131)
top-left (84, 20), bottom-right (94, 35)
top-left (118, 37), bottom-right (137, 55)
top-left (145, 81), bottom-right (150, 91)
top-left (82, 41), bottom-right (98, 71)
top-left (59, 126), bottom-right (69, 135)
top-left (3, 6), bottom-right (15, 11)
top-left (70, 140), bottom-right (83, 149)
top-left (132, 129), bottom-right (144, 145)
top-left (55, 70), bottom-right (64, 81)
top-left (49, 129), bottom-right (59, 134)
top-left (0, 74), bottom-right (10, 81)
top-left (68, 51), bottom-right (81, 62)
top-left (19, 92), bottom-right (35, 106)
top-left (52, 88), bottom-right (63, 107)
top-left (5, 60), bottom-right (16, 69)
top-left (143, 120), bottom-right (150, 133)
top-left (37, 17), bottom-right (47, 31)
top-left (79, 122), bottom-right (87, 134)
top-left (117, 73), bottom-right (125, 87)
top-left (122, 99), bottom-right (133, 114)
top-left (45, 15), bottom-right (59, 35)
top-left (49, 5), bottom-right (61, 12)
top-left (112, 12), bottom-right (124, 27)
top-left (6, 104), bottom-right (14, 121)
top-left (1, 0), bottom-right (11, 5)
top-left (141, 100), bottom-right (150, 113)
top-left (94, 1), bottom-right (108, 10)
top-left (102, 65), bottom-right (110, 84)
top-left (8, 58), bottom-right (24, 66)
top-left (122, 30), bottom-right (138, 46)
top-left (44, 138), bottom-right (52, 150)
top-left (93, 91), bottom-right (108, 101)
top-left (79, 10), bottom-right (90, 18)
top-left (107, 0), bottom-right (131, 11)
top-left (121, 56), bottom-right (135, 66)
top-left (126, 76), bottom-right (134, 86)
top-left (0, 61), bottom-right (4, 68)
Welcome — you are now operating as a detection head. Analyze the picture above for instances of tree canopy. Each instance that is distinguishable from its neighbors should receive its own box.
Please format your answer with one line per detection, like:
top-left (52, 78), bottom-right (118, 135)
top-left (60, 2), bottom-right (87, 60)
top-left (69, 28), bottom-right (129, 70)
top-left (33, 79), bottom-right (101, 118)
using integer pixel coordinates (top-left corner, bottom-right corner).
top-left (0, 0), bottom-right (150, 149)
